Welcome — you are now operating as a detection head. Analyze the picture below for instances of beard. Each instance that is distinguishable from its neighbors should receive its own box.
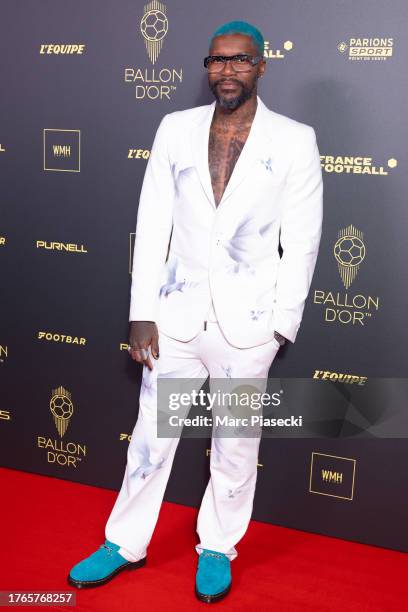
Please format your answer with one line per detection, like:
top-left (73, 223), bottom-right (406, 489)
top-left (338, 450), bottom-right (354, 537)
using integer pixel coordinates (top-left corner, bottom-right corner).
top-left (209, 77), bottom-right (256, 110)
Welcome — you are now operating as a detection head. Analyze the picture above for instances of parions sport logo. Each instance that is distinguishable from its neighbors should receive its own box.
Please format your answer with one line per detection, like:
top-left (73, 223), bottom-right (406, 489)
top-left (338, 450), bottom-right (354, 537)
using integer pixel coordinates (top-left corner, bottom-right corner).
top-left (124, 0), bottom-right (183, 101)
top-left (313, 224), bottom-right (380, 327)
top-left (337, 37), bottom-right (393, 61)
top-left (36, 386), bottom-right (87, 469)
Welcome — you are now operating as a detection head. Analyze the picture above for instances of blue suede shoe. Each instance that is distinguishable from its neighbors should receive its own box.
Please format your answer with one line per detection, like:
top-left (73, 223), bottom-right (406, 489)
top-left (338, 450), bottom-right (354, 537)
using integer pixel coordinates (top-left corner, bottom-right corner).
top-left (195, 548), bottom-right (232, 603)
top-left (67, 540), bottom-right (146, 589)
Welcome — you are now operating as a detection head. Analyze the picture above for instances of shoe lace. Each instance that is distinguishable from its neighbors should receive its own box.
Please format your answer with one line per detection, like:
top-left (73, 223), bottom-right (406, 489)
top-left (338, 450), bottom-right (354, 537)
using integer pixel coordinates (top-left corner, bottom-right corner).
top-left (202, 551), bottom-right (223, 559)
top-left (100, 543), bottom-right (114, 555)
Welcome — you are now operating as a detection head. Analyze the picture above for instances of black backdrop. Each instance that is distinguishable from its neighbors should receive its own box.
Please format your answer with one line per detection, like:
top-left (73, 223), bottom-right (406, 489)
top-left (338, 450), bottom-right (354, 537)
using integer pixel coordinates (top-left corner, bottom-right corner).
top-left (1, 0), bottom-right (407, 553)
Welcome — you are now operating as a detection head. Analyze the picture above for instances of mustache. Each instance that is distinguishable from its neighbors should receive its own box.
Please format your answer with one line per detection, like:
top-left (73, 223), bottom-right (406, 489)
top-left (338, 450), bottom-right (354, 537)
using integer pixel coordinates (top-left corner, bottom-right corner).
top-left (215, 78), bottom-right (243, 86)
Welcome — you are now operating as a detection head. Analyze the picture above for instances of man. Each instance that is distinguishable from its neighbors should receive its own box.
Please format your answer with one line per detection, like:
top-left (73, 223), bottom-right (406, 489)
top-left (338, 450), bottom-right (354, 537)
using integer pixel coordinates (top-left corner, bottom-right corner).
top-left (68, 20), bottom-right (323, 604)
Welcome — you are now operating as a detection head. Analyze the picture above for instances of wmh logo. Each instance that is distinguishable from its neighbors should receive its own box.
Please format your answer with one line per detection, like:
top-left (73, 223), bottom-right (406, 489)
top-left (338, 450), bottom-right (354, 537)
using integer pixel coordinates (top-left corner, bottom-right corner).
top-left (321, 469), bottom-right (343, 484)
top-left (53, 144), bottom-right (71, 158)
top-left (309, 452), bottom-right (356, 500)
top-left (43, 129), bottom-right (80, 172)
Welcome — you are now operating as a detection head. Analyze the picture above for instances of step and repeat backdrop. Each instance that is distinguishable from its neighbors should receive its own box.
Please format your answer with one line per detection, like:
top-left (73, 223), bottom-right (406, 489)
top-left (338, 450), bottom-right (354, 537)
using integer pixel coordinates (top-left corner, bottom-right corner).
top-left (1, 1), bottom-right (407, 553)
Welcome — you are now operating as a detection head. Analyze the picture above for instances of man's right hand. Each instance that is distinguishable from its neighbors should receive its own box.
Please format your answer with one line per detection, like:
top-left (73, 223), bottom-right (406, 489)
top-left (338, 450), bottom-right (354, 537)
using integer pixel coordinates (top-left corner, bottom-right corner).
top-left (128, 321), bottom-right (159, 371)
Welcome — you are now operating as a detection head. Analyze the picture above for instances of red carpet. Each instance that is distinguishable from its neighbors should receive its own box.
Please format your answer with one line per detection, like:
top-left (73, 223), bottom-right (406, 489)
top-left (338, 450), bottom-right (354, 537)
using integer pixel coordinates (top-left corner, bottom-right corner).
top-left (0, 466), bottom-right (406, 611)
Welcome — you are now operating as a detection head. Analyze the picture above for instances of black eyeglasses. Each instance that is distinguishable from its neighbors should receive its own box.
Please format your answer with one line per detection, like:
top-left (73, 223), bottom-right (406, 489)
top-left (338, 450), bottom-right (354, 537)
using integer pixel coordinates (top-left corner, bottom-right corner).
top-left (203, 54), bottom-right (264, 73)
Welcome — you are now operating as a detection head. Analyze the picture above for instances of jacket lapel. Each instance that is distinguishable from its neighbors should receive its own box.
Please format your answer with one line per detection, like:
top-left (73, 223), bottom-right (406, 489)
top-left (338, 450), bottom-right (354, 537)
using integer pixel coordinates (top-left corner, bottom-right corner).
top-left (190, 100), bottom-right (217, 209)
top-left (221, 96), bottom-right (276, 206)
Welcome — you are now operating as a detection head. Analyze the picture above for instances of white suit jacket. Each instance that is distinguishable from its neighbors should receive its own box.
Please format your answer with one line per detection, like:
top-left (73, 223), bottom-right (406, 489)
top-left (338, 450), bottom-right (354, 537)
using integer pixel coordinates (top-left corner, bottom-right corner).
top-left (129, 95), bottom-right (323, 348)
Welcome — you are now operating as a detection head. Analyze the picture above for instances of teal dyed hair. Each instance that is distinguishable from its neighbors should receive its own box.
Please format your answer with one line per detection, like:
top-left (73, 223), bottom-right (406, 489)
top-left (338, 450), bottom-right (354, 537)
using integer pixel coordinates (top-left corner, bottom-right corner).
top-left (209, 20), bottom-right (264, 55)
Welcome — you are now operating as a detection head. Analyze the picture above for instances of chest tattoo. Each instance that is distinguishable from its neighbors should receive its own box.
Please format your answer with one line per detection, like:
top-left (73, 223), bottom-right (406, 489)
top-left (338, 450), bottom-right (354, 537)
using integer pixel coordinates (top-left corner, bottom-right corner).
top-left (208, 124), bottom-right (250, 207)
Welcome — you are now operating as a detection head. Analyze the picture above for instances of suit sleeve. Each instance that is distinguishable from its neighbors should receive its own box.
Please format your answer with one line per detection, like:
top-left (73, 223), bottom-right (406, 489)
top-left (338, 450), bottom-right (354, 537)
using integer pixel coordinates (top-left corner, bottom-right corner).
top-left (273, 126), bottom-right (323, 343)
top-left (129, 113), bottom-right (175, 322)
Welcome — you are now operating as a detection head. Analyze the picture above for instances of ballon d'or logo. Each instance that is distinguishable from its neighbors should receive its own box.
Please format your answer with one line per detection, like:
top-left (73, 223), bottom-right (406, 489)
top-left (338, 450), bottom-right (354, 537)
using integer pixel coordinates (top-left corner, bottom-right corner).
top-left (334, 224), bottom-right (366, 289)
top-left (50, 386), bottom-right (74, 437)
top-left (140, 0), bottom-right (168, 65)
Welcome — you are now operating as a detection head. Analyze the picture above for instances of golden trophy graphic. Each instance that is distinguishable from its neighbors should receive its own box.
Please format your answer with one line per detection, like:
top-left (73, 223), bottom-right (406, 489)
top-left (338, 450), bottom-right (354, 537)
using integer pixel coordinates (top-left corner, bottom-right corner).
top-left (334, 224), bottom-right (366, 289)
top-left (50, 386), bottom-right (74, 438)
top-left (140, 0), bottom-right (168, 64)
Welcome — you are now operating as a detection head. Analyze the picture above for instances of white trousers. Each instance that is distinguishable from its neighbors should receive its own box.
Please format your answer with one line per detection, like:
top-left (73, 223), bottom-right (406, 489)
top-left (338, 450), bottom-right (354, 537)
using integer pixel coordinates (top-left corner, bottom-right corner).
top-left (105, 317), bottom-right (281, 562)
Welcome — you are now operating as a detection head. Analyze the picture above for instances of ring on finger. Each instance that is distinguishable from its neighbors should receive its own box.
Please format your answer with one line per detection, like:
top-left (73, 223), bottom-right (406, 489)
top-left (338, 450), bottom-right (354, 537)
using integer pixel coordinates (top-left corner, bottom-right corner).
top-left (128, 346), bottom-right (149, 360)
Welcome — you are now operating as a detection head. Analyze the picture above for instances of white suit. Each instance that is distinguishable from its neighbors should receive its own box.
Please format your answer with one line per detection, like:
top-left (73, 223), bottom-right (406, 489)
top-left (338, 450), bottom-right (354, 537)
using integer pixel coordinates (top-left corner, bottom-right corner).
top-left (105, 95), bottom-right (323, 563)
top-left (129, 94), bottom-right (323, 346)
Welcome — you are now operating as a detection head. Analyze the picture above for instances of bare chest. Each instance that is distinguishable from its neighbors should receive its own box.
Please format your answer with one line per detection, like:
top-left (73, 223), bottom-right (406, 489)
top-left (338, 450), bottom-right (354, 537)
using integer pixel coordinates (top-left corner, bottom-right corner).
top-left (208, 124), bottom-right (251, 207)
